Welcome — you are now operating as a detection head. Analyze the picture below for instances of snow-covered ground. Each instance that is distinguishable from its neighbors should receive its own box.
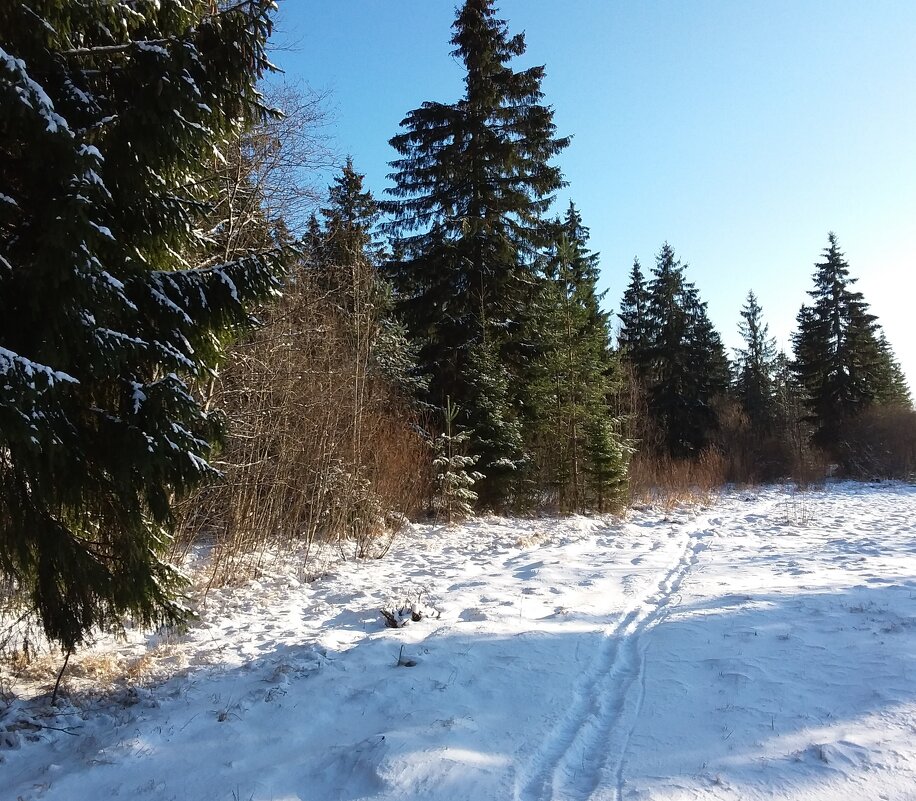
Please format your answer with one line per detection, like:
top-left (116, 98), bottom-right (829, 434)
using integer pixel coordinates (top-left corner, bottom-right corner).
top-left (4, 482), bottom-right (916, 801)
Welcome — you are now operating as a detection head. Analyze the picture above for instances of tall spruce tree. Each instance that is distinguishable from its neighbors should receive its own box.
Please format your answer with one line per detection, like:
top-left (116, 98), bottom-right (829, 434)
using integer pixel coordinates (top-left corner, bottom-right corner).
top-left (734, 291), bottom-right (778, 432)
top-left (384, 0), bottom-right (568, 506)
top-left (792, 233), bottom-right (904, 448)
top-left (872, 332), bottom-right (912, 408)
top-left (525, 202), bottom-right (627, 511)
top-left (617, 257), bottom-right (651, 370)
top-left (643, 243), bottom-right (728, 458)
top-left (0, 1), bottom-right (285, 651)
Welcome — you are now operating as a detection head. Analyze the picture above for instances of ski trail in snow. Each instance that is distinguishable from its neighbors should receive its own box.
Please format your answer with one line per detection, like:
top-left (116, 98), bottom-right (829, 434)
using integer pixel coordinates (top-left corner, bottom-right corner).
top-left (603, 527), bottom-right (709, 801)
top-left (514, 516), bottom-right (710, 801)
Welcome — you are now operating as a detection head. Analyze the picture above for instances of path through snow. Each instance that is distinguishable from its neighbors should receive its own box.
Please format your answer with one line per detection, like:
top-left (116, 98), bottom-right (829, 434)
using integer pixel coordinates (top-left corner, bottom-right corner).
top-left (3, 482), bottom-right (916, 801)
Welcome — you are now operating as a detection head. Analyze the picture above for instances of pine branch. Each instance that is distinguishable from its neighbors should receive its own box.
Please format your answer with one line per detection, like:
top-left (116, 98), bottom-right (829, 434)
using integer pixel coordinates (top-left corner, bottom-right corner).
top-left (59, 38), bottom-right (173, 57)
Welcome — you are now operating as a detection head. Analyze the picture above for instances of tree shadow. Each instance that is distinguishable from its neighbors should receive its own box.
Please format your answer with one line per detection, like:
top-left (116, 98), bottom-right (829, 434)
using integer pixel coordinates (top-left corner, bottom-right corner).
top-left (5, 581), bottom-right (916, 800)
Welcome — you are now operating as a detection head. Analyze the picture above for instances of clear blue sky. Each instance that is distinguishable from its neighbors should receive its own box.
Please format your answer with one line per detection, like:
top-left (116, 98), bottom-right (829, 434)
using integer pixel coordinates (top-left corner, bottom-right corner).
top-left (271, 1), bottom-right (916, 387)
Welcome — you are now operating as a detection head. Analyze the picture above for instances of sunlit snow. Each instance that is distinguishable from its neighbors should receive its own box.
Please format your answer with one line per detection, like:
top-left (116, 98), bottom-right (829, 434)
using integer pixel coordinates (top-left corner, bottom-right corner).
top-left (4, 482), bottom-right (916, 801)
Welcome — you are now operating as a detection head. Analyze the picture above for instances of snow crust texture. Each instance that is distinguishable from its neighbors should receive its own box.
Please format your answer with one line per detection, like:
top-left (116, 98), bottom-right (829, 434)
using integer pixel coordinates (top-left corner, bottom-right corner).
top-left (4, 482), bottom-right (916, 800)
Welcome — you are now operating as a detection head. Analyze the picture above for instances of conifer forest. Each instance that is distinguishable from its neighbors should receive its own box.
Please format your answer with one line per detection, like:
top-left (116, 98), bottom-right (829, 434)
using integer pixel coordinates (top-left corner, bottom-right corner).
top-left (2, 4), bottom-right (916, 800)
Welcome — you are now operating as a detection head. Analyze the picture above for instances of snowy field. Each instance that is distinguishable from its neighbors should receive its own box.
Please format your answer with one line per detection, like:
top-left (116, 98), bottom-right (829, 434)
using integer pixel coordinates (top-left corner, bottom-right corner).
top-left (4, 482), bottom-right (916, 801)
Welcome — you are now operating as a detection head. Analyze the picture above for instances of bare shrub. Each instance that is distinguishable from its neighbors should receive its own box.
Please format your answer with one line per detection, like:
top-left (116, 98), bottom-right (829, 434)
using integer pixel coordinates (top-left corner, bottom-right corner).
top-left (0, 579), bottom-right (51, 672)
top-left (166, 82), bottom-right (432, 584)
top-left (788, 445), bottom-right (828, 489)
top-left (203, 81), bottom-right (332, 259)
top-left (837, 406), bottom-right (916, 479)
top-left (615, 364), bottom-right (726, 506)
top-left (174, 263), bottom-right (430, 585)
top-left (614, 362), bottom-right (661, 454)
top-left (711, 396), bottom-right (795, 485)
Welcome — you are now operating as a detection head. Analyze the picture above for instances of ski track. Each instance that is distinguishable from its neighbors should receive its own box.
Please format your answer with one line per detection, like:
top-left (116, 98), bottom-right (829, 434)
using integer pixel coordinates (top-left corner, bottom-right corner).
top-left (8, 486), bottom-right (916, 801)
top-left (515, 514), bottom-right (712, 801)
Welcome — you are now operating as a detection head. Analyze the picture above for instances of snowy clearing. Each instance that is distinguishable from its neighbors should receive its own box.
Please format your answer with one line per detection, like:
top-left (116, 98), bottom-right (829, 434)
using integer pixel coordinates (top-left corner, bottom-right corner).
top-left (4, 482), bottom-right (916, 801)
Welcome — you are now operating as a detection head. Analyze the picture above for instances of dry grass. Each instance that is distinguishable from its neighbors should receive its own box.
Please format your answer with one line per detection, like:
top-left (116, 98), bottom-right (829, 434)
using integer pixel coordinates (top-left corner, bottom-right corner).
top-left (780, 486), bottom-right (816, 526)
top-left (1, 631), bottom-right (189, 700)
top-left (628, 448), bottom-right (727, 509)
top-left (513, 529), bottom-right (550, 549)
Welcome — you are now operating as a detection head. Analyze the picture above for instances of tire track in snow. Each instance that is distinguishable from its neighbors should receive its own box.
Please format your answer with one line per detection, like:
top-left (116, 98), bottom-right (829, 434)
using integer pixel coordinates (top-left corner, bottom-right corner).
top-left (514, 517), bottom-right (710, 801)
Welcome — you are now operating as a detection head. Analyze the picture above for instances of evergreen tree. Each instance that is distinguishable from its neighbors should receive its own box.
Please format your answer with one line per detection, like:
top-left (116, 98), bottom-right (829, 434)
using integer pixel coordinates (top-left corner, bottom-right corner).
top-left (432, 398), bottom-right (484, 524)
top-left (872, 332), bottom-right (912, 408)
top-left (585, 416), bottom-right (632, 513)
top-left (643, 243), bottom-right (728, 458)
top-left (688, 292), bottom-right (731, 400)
top-left (734, 291), bottom-right (778, 432)
top-left (384, 0), bottom-right (568, 504)
top-left (319, 158), bottom-right (382, 346)
top-left (304, 213), bottom-right (325, 267)
top-left (525, 203), bottom-right (626, 511)
top-left (618, 257), bottom-right (651, 370)
top-left (318, 160), bottom-right (423, 407)
top-left (792, 233), bottom-right (904, 447)
top-left (463, 339), bottom-right (527, 506)
top-left (321, 157), bottom-right (384, 279)
top-left (0, 1), bottom-right (285, 651)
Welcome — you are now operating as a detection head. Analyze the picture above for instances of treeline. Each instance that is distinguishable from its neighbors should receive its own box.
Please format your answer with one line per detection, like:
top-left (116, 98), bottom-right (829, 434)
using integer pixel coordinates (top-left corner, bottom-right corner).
top-left (0, 0), bottom-right (912, 658)
top-left (617, 236), bottom-right (912, 487)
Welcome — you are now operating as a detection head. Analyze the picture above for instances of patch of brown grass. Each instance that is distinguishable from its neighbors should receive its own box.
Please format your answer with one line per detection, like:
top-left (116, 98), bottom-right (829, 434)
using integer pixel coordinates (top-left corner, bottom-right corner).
top-left (628, 448), bottom-right (726, 509)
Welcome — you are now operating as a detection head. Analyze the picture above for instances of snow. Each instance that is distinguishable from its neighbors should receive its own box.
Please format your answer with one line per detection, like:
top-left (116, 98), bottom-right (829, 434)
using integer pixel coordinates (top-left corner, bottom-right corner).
top-left (88, 222), bottom-right (114, 240)
top-left (4, 482), bottom-right (916, 800)
top-left (129, 382), bottom-right (147, 414)
top-left (0, 346), bottom-right (78, 387)
top-left (0, 47), bottom-right (70, 135)
top-left (136, 42), bottom-right (170, 57)
top-left (148, 280), bottom-right (194, 325)
top-left (99, 271), bottom-right (125, 292)
top-left (77, 144), bottom-right (103, 161)
top-left (215, 268), bottom-right (240, 301)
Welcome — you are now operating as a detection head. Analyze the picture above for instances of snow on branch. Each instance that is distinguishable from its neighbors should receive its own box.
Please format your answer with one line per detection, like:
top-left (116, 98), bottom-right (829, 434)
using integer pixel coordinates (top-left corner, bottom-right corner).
top-left (0, 46), bottom-right (71, 135)
top-left (0, 347), bottom-right (78, 388)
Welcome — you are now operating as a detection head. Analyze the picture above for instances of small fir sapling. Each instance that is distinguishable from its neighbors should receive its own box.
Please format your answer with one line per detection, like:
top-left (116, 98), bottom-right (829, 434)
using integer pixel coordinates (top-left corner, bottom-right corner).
top-left (432, 397), bottom-right (484, 524)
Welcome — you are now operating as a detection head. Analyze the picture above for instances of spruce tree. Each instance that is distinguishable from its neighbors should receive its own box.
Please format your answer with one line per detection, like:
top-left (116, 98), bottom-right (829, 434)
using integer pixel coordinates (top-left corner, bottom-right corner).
top-left (321, 158), bottom-right (383, 280)
top-left (872, 332), bottom-right (912, 408)
top-left (618, 257), bottom-right (651, 371)
top-left (792, 233), bottom-right (904, 448)
top-left (734, 291), bottom-right (778, 432)
top-left (463, 339), bottom-right (528, 506)
top-left (525, 203), bottom-right (626, 511)
top-left (585, 417), bottom-right (632, 513)
top-left (0, 1), bottom-right (285, 651)
top-left (688, 292), bottom-right (731, 401)
top-left (432, 398), bottom-right (484, 524)
top-left (319, 160), bottom-right (424, 404)
top-left (643, 243), bottom-right (728, 458)
top-left (384, 0), bottom-right (568, 505)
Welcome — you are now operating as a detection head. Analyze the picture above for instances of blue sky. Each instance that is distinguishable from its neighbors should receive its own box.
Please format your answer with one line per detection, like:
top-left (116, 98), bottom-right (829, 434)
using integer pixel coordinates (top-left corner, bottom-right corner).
top-left (271, 1), bottom-right (916, 387)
